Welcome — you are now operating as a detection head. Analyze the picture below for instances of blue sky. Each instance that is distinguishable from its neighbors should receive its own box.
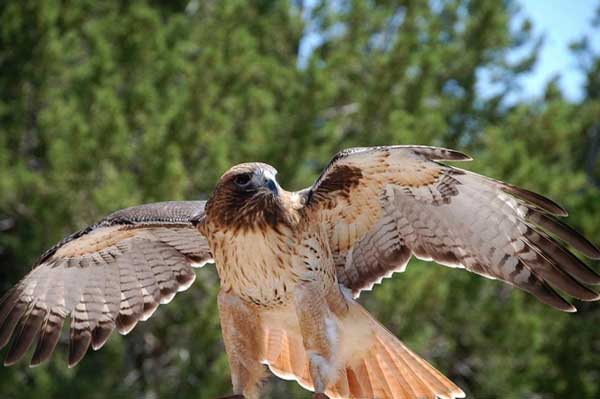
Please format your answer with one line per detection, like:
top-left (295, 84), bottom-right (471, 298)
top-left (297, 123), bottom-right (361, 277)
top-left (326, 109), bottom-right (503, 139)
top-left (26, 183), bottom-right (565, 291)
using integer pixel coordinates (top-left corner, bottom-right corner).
top-left (516, 0), bottom-right (599, 100)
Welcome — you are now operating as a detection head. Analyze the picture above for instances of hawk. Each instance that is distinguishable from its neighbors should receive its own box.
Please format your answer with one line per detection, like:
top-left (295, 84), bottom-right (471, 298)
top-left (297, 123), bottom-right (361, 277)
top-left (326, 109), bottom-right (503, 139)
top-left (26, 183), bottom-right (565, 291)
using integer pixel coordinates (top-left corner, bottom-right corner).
top-left (1, 145), bottom-right (599, 399)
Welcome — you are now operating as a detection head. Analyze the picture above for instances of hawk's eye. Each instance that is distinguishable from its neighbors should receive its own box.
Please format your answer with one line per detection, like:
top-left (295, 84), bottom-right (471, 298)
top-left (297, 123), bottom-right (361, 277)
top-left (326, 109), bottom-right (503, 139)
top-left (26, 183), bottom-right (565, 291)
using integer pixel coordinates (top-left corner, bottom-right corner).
top-left (233, 173), bottom-right (252, 187)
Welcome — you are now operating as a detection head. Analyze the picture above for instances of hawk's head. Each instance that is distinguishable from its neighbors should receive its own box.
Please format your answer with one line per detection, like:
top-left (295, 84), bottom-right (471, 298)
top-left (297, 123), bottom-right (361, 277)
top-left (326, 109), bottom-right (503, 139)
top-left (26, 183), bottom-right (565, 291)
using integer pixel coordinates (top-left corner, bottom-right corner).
top-left (204, 162), bottom-right (290, 231)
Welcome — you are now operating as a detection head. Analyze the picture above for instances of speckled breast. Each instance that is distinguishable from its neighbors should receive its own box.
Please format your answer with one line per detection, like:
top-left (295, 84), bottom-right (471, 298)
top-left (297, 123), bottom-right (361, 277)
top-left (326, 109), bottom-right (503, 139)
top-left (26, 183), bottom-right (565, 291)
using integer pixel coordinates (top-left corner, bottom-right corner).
top-left (206, 222), bottom-right (337, 308)
top-left (207, 225), bottom-right (304, 307)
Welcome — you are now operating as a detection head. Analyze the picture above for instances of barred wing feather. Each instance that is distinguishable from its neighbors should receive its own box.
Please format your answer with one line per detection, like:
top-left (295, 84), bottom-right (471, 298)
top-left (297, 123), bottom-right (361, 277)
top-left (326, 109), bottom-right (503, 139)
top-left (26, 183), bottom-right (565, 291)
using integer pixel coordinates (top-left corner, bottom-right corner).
top-left (0, 201), bottom-right (212, 367)
top-left (303, 146), bottom-right (600, 311)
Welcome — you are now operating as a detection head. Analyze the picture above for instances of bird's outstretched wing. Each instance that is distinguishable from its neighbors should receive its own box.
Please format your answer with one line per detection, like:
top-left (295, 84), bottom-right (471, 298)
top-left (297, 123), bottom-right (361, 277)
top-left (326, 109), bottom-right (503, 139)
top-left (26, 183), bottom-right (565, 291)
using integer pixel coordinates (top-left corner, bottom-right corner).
top-left (0, 201), bottom-right (212, 367)
top-left (301, 146), bottom-right (600, 311)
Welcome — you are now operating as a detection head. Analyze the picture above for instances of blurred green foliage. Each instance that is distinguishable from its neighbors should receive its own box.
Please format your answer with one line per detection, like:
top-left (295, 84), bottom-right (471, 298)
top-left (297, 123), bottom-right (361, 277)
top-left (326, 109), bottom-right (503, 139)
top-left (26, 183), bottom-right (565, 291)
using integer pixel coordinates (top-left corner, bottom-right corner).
top-left (1, 1), bottom-right (599, 398)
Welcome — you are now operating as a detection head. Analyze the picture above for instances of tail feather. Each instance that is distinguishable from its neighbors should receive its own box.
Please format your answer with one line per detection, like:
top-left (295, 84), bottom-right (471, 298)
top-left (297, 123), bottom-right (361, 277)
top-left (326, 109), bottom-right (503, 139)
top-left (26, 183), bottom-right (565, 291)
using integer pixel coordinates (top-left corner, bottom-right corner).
top-left (262, 302), bottom-right (465, 399)
top-left (347, 364), bottom-right (369, 397)
top-left (263, 328), bottom-right (312, 388)
top-left (374, 339), bottom-right (418, 398)
top-left (379, 337), bottom-right (436, 397)
top-left (330, 367), bottom-right (350, 398)
top-left (288, 331), bottom-right (310, 380)
top-left (364, 353), bottom-right (397, 398)
top-left (368, 333), bottom-right (464, 399)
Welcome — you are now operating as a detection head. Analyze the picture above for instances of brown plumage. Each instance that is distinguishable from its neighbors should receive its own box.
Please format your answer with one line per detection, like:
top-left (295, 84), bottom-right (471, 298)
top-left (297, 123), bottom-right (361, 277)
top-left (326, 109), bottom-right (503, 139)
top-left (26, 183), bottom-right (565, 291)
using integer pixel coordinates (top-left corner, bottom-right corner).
top-left (0, 201), bottom-right (211, 367)
top-left (1, 145), bottom-right (599, 399)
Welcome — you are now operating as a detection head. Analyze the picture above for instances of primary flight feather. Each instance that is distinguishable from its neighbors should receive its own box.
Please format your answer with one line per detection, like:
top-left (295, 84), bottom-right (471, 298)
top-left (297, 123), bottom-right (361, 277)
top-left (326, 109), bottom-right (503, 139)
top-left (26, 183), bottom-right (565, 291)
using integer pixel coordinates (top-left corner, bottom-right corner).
top-left (1, 145), bottom-right (599, 399)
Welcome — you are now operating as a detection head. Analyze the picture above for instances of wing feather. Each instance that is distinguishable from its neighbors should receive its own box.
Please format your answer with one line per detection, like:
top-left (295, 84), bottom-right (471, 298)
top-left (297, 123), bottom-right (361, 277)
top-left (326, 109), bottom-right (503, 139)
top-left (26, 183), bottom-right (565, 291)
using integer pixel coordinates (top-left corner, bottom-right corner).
top-left (5, 302), bottom-right (47, 366)
top-left (31, 307), bottom-right (66, 366)
top-left (302, 146), bottom-right (599, 311)
top-left (0, 201), bottom-right (213, 367)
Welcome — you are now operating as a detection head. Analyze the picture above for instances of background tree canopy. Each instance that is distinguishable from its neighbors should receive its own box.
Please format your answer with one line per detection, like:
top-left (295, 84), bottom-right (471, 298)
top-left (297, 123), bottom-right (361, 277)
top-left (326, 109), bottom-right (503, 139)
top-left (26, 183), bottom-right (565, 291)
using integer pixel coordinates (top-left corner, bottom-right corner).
top-left (1, 0), bottom-right (599, 398)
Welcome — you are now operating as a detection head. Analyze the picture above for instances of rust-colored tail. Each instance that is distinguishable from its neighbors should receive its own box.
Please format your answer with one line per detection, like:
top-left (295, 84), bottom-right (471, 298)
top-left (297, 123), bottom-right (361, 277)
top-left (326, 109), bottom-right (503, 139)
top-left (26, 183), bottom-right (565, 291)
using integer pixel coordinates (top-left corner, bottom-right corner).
top-left (262, 302), bottom-right (465, 399)
top-left (344, 303), bottom-right (465, 399)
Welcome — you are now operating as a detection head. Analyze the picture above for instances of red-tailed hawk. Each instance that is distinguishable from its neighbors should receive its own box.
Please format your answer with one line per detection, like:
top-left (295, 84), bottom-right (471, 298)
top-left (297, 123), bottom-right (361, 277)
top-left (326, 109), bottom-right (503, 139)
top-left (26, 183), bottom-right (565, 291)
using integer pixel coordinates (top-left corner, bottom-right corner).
top-left (1, 145), bottom-right (599, 399)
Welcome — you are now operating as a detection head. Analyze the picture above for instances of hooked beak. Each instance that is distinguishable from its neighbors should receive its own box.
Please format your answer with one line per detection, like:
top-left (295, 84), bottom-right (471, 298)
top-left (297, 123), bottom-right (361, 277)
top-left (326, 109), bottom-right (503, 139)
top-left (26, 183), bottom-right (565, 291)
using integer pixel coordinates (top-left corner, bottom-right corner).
top-left (265, 178), bottom-right (279, 195)
top-left (257, 168), bottom-right (279, 196)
